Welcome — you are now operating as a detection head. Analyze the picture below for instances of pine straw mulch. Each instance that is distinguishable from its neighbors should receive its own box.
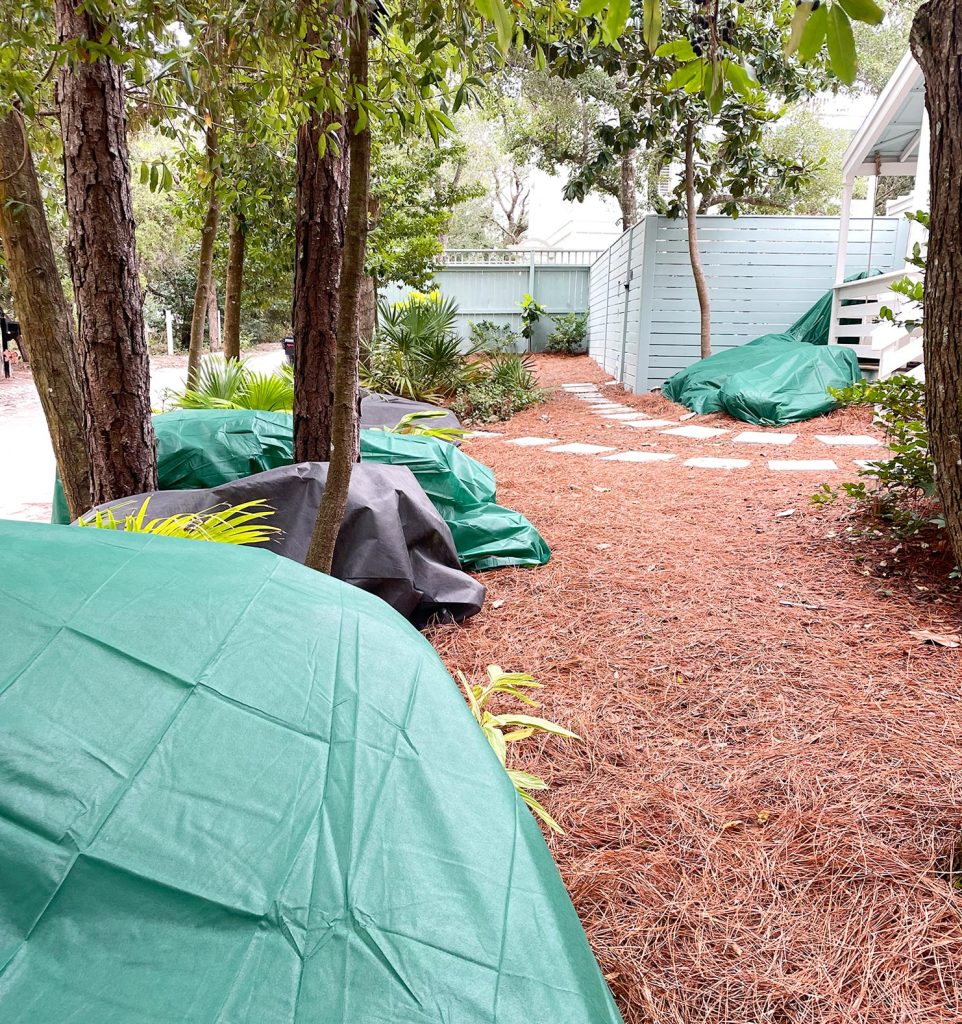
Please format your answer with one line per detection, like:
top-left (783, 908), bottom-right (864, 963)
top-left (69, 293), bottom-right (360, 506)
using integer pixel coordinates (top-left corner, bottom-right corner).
top-left (430, 355), bottom-right (962, 1024)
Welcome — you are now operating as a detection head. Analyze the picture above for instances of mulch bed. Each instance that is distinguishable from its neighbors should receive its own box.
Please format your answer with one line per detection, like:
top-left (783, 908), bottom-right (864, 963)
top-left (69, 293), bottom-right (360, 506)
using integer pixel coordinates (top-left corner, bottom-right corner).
top-left (431, 355), bottom-right (962, 1024)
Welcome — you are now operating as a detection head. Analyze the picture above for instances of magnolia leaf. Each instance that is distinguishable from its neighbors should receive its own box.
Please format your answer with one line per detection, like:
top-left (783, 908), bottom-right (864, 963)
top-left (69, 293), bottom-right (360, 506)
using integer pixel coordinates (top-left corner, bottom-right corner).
top-left (798, 3), bottom-right (828, 62)
top-left (838, 0), bottom-right (884, 25)
top-left (826, 3), bottom-right (857, 85)
top-left (706, 60), bottom-right (724, 114)
top-left (785, 0), bottom-right (813, 56)
top-left (603, 0), bottom-right (630, 44)
top-left (724, 59), bottom-right (757, 98)
top-left (666, 61), bottom-right (701, 91)
top-left (577, 0), bottom-right (607, 15)
top-left (642, 0), bottom-right (662, 52)
top-left (655, 38), bottom-right (696, 61)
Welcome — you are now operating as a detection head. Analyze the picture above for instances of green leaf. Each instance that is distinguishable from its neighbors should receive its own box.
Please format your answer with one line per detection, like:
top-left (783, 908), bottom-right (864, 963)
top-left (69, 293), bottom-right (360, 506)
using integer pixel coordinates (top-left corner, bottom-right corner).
top-left (724, 59), bottom-right (757, 99)
top-left (785, 1), bottom-right (812, 56)
top-left (826, 3), bottom-right (857, 85)
top-left (666, 61), bottom-right (701, 91)
top-left (577, 0), bottom-right (607, 16)
top-left (642, 0), bottom-right (662, 52)
top-left (798, 3), bottom-right (828, 62)
top-left (837, 0), bottom-right (884, 25)
top-left (655, 38), bottom-right (696, 61)
top-left (603, 0), bottom-right (630, 44)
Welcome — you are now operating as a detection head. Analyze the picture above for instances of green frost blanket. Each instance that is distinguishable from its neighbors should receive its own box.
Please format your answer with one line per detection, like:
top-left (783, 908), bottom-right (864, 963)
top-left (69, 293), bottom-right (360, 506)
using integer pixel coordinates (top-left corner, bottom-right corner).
top-left (51, 409), bottom-right (549, 571)
top-left (0, 520), bottom-right (620, 1023)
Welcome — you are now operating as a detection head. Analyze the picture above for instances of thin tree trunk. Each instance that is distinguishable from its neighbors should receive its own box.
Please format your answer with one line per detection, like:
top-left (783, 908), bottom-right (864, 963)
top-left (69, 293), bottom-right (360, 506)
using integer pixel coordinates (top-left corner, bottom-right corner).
top-left (685, 120), bottom-right (711, 359)
top-left (187, 125), bottom-right (220, 388)
top-left (619, 149), bottom-right (639, 229)
top-left (305, 2), bottom-right (370, 574)
top-left (55, 0), bottom-right (156, 504)
top-left (911, 3), bottom-right (962, 567)
top-left (207, 277), bottom-right (221, 351)
top-left (222, 211), bottom-right (245, 360)
top-left (0, 109), bottom-right (91, 517)
top-left (358, 274), bottom-right (377, 347)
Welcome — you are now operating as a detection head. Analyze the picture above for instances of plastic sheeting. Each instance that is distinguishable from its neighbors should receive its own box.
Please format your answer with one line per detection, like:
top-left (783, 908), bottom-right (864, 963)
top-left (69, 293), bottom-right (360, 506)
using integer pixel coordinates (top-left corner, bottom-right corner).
top-left (0, 520), bottom-right (622, 1023)
top-left (359, 389), bottom-right (462, 433)
top-left (52, 410), bottom-right (550, 571)
top-left (80, 462), bottom-right (486, 627)
top-left (784, 269), bottom-right (880, 346)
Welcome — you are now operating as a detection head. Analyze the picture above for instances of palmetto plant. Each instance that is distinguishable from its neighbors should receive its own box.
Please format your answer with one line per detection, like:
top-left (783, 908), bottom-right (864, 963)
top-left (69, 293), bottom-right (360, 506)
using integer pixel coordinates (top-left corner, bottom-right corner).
top-left (361, 292), bottom-right (481, 401)
top-left (457, 665), bottom-right (579, 834)
top-left (165, 356), bottom-right (294, 412)
top-left (78, 497), bottom-right (282, 546)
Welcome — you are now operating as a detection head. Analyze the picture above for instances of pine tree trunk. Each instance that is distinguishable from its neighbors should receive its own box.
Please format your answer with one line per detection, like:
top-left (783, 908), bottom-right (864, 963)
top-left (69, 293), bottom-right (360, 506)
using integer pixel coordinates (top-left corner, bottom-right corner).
top-left (685, 121), bottom-right (711, 360)
top-left (304, 2), bottom-right (370, 574)
top-left (911, 3), bottom-right (962, 567)
top-left (187, 125), bottom-right (220, 388)
top-left (358, 274), bottom-right (377, 347)
top-left (222, 212), bottom-right (245, 360)
top-left (55, 0), bottom-right (156, 504)
top-left (0, 109), bottom-right (91, 517)
top-left (292, 105), bottom-right (348, 462)
top-left (619, 149), bottom-right (639, 230)
top-left (207, 277), bottom-right (221, 352)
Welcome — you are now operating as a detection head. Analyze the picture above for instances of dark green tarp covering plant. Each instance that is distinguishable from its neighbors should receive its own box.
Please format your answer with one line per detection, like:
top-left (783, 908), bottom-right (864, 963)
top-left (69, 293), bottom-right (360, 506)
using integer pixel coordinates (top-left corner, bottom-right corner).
top-left (51, 410), bottom-right (550, 571)
top-left (661, 275), bottom-right (874, 426)
top-left (0, 521), bottom-right (621, 1023)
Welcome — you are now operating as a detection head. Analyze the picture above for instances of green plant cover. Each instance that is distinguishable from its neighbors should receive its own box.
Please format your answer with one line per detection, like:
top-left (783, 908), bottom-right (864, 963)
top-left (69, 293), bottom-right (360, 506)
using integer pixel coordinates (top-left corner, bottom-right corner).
top-left (0, 520), bottom-right (621, 1023)
top-left (52, 410), bottom-right (550, 571)
top-left (785, 269), bottom-right (880, 346)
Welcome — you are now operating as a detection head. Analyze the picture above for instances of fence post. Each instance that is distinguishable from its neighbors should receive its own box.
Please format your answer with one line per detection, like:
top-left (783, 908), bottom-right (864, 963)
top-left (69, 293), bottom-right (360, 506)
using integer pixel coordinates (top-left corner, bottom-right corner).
top-left (617, 224), bottom-right (635, 383)
top-left (633, 214), bottom-right (659, 394)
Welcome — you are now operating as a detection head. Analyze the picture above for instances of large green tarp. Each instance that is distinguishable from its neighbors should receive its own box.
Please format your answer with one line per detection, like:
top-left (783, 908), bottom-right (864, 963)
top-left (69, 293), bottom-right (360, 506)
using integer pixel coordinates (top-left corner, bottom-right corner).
top-left (661, 275), bottom-right (873, 425)
top-left (51, 410), bottom-right (550, 571)
top-left (0, 520), bottom-right (621, 1023)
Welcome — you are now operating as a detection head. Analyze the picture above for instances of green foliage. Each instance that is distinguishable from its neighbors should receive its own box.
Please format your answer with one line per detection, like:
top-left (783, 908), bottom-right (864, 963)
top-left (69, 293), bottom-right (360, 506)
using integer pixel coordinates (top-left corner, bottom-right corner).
top-left (451, 353), bottom-right (543, 423)
top-left (519, 293), bottom-right (546, 344)
top-left (164, 356), bottom-right (294, 411)
top-left (545, 311), bottom-right (589, 355)
top-left (362, 292), bottom-right (480, 401)
top-left (386, 409), bottom-right (467, 443)
top-left (469, 319), bottom-right (520, 355)
top-left (78, 497), bottom-right (281, 546)
top-left (812, 375), bottom-right (937, 536)
top-left (457, 664), bottom-right (579, 835)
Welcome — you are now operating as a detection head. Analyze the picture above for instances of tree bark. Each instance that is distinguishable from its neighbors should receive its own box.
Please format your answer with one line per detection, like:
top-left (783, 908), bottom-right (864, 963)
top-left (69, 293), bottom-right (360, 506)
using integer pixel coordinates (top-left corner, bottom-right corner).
top-left (222, 211), bottom-right (246, 360)
top-left (305, 2), bottom-right (370, 574)
top-left (619, 149), bottom-right (639, 229)
top-left (911, 3), bottom-right (962, 567)
top-left (0, 109), bottom-right (91, 517)
top-left (187, 125), bottom-right (220, 387)
top-left (292, 103), bottom-right (348, 461)
top-left (55, 0), bottom-right (156, 504)
top-left (685, 121), bottom-right (711, 360)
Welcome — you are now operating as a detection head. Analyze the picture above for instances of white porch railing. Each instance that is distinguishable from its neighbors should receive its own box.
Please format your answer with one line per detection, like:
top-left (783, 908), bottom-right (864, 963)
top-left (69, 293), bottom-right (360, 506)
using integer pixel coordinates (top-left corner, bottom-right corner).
top-left (828, 269), bottom-right (924, 378)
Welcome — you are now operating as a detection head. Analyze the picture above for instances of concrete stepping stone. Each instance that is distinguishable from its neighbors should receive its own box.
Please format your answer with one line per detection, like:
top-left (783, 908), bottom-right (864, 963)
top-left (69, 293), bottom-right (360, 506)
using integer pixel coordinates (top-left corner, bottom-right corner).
top-left (768, 459), bottom-right (838, 472)
top-left (505, 436), bottom-right (560, 447)
top-left (623, 419), bottom-right (677, 429)
top-left (464, 430), bottom-right (504, 438)
top-left (600, 411), bottom-right (647, 419)
top-left (661, 425), bottom-right (729, 439)
top-left (562, 383), bottom-right (600, 392)
top-left (814, 434), bottom-right (883, 447)
top-left (854, 458), bottom-right (889, 469)
top-left (733, 431), bottom-right (797, 445)
top-left (547, 442), bottom-right (618, 455)
top-left (602, 451), bottom-right (676, 463)
top-left (685, 457), bottom-right (751, 469)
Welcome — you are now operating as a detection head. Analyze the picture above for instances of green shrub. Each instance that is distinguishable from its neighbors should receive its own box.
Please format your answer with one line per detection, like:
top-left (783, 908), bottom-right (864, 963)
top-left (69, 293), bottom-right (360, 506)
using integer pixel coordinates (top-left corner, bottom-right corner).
top-left (545, 311), bottom-right (588, 355)
top-left (519, 293), bottom-right (546, 346)
top-left (164, 356), bottom-right (294, 411)
top-left (362, 291), bottom-right (480, 401)
top-left (452, 353), bottom-right (543, 424)
top-left (812, 374), bottom-right (937, 535)
top-left (468, 319), bottom-right (519, 355)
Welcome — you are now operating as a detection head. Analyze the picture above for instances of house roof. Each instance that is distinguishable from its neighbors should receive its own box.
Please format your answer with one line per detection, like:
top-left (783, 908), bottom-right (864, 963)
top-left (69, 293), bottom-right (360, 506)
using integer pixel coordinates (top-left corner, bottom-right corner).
top-left (842, 52), bottom-right (925, 179)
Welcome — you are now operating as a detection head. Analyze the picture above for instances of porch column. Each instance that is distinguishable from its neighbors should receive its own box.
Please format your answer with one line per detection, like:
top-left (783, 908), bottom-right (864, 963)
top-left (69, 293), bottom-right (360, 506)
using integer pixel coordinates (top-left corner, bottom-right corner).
top-left (829, 173), bottom-right (856, 345)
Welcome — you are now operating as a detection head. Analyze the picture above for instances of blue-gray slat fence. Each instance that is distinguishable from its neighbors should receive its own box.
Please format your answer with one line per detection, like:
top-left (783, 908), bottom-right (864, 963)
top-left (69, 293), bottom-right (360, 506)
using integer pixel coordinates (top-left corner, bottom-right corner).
top-left (382, 249), bottom-right (599, 351)
top-left (588, 213), bottom-right (909, 392)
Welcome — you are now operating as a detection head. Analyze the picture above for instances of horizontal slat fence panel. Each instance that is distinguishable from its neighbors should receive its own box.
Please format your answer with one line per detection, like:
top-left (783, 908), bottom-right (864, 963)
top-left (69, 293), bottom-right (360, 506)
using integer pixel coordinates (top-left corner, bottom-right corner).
top-left (588, 213), bottom-right (907, 393)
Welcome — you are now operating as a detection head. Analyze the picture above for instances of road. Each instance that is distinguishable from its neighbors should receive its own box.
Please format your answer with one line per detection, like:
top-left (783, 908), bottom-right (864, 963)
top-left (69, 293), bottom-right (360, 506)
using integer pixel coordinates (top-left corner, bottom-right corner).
top-left (0, 349), bottom-right (283, 522)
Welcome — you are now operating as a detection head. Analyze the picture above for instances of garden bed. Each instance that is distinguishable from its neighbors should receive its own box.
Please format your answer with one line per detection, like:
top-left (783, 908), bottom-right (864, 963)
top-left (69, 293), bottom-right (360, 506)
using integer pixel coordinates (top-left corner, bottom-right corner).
top-left (430, 354), bottom-right (962, 1024)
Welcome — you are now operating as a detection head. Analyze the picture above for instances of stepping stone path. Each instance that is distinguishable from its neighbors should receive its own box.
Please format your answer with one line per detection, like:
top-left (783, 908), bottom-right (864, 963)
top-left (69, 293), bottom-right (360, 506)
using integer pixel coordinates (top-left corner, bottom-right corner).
top-left (497, 380), bottom-right (885, 474)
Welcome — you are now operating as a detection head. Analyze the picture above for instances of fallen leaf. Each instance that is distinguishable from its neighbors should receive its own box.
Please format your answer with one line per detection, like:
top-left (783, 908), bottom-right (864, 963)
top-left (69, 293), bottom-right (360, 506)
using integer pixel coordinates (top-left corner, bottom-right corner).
top-left (593, 486), bottom-right (611, 492)
top-left (721, 819), bottom-right (743, 832)
top-left (776, 509), bottom-right (796, 518)
top-left (597, 543), bottom-right (612, 550)
top-left (909, 629), bottom-right (961, 648)
top-left (492, 600), bottom-right (505, 609)
top-left (756, 809), bottom-right (770, 825)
